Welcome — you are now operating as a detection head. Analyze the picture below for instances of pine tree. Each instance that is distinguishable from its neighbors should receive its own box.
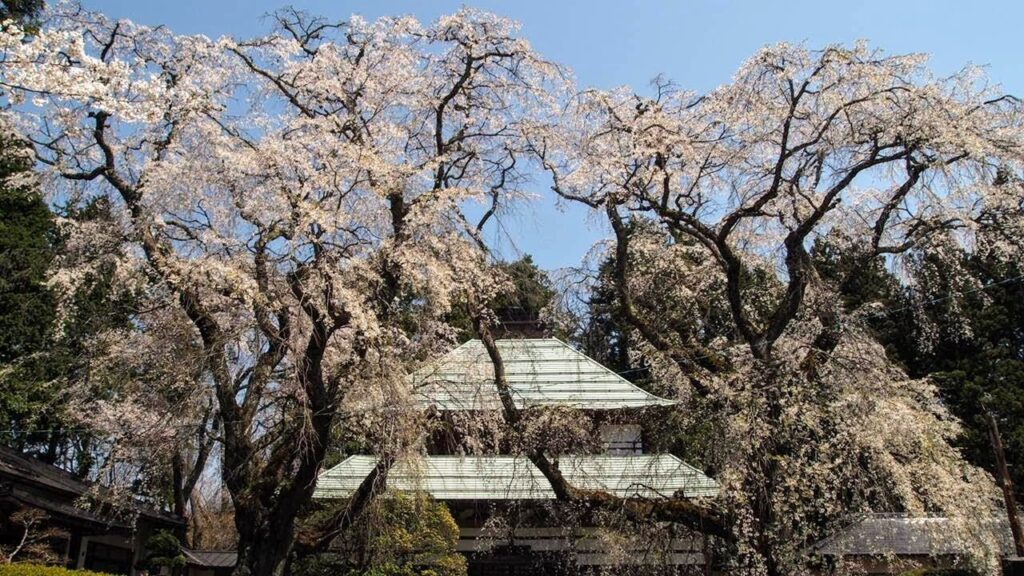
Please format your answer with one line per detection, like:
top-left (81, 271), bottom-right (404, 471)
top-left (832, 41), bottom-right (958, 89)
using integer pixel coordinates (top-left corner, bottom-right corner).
top-left (812, 231), bottom-right (1024, 498)
top-left (0, 129), bottom-right (60, 457)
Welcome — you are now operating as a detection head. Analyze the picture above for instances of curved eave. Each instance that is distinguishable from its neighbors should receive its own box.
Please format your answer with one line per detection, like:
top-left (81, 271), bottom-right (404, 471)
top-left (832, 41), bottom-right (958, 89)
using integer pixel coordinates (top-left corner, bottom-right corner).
top-left (314, 454), bottom-right (719, 501)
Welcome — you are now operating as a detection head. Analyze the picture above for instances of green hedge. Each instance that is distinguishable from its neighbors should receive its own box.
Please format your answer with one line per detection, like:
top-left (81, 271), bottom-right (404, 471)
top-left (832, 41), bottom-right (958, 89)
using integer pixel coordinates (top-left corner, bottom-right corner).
top-left (0, 564), bottom-right (115, 576)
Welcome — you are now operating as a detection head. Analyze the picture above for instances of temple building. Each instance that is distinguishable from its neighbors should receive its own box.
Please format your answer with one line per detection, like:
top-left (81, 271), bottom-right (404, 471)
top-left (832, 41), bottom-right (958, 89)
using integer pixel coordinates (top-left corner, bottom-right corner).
top-left (314, 338), bottom-right (720, 574)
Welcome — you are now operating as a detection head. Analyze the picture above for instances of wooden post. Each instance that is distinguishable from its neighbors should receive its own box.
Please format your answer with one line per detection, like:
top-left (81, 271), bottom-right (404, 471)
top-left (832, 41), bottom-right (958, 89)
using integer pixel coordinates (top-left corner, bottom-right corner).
top-left (987, 412), bottom-right (1024, 557)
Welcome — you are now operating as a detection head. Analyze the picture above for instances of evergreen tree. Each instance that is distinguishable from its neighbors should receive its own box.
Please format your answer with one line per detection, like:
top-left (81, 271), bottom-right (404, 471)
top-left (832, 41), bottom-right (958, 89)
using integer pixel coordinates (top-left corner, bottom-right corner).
top-left (906, 240), bottom-right (1024, 497)
top-left (0, 130), bottom-right (60, 457)
top-left (812, 231), bottom-right (1024, 498)
top-left (491, 255), bottom-right (555, 322)
top-left (0, 130), bottom-right (135, 473)
top-left (0, 0), bottom-right (44, 26)
top-left (810, 233), bottom-right (917, 370)
top-left (448, 255), bottom-right (557, 341)
top-left (0, 0), bottom-right (62, 459)
top-left (578, 254), bottom-right (633, 374)
top-left (580, 221), bottom-right (774, 378)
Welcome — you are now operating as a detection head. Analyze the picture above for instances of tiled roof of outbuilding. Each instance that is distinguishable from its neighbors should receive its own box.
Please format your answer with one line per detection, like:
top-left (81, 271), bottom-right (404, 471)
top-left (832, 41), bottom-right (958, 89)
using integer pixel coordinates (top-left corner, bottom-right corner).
top-left (814, 514), bottom-right (1016, 557)
top-left (183, 549), bottom-right (238, 568)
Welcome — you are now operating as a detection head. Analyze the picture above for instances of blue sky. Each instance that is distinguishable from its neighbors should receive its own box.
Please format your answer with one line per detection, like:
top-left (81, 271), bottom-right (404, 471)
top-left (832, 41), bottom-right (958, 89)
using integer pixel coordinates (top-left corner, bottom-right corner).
top-left (85, 0), bottom-right (1024, 271)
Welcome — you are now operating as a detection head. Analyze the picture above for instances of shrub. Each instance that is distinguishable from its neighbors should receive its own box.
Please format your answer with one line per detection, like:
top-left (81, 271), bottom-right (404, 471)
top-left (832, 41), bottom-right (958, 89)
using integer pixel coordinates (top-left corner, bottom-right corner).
top-left (0, 564), bottom-right (115, 576)
top-left (142, 530), bottom-right (186, 572)
top-left (354, 493), bottom-right (466, 576)
top-left (295, 492), bottom-right (467, 576)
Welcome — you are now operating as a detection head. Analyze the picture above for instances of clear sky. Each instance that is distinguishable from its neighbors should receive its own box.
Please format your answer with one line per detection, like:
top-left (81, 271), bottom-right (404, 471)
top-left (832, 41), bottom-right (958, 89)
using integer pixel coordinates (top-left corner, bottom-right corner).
top-left (84, 0), bottom-right (1024, 272)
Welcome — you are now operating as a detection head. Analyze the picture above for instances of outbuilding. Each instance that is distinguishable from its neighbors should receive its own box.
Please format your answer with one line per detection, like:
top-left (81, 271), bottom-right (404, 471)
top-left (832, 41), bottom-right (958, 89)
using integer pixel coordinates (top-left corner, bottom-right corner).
top-left (0, 445), bottom-right (185, 575)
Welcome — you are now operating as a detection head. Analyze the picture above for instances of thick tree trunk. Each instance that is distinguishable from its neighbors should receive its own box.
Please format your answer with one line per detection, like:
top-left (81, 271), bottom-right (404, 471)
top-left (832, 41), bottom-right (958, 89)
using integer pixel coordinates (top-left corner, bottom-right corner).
top-left (79, 107), bottom-right (376, 576)
top-left (172, 451), bottom-right (186, 518)
top-left (225, 362), bottom-right (346, 575)
top-left (188, 493), bottom-right (203, 549)
top-left (228, 468), bottom-right (319, 576)
top-left (226, 438), bottom-right (331, 576)
top-left (988, 412), bottom-right (1024, 557)
top-left (233, 514), bottom-right (295, 576)
top-left (750, 460), bottom-right (784, 576)
top-left (750, 366), bottom-right (786, 576)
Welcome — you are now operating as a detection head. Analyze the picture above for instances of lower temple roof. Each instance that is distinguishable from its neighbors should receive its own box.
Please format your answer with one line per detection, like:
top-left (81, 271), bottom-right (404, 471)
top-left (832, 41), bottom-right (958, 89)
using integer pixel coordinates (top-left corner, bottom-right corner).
top-left (314, 454), bottom-right (719, 501)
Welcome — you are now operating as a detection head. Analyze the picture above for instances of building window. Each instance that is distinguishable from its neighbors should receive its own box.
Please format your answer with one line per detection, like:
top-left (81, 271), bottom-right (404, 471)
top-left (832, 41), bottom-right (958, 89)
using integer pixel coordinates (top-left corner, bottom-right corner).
top-left (600, 424), bottom-right (642, 455)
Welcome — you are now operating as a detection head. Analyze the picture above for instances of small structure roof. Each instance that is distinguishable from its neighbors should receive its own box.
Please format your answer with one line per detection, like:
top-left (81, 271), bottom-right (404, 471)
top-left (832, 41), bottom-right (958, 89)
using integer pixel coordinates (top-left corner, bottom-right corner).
top-left (814, 514), bottom-right (1016, 557)
top-left (410, 338), bottom-right (676, 410)
top-left (182, 549), bottom-right (238, 568)
top-left (314, 454), bottom-right (719, 501)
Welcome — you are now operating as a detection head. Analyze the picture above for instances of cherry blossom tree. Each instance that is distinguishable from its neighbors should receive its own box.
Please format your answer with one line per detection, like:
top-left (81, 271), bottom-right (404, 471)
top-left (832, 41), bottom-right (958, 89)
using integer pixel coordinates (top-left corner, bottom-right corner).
top-left (0, 6), bottom-right (561, 575)
top-left (5, 4), bottom-right (1023, 573)
top-left (532, 44), bottom-right (1024, 574)
top-left (70, 300), bottom-right (217, 521)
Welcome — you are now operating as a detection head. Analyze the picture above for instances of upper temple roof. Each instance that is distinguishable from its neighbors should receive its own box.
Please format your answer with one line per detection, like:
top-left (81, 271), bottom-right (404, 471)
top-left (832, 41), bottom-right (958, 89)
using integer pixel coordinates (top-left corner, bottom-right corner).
top-left (410, 338), bottom-right (676, 411)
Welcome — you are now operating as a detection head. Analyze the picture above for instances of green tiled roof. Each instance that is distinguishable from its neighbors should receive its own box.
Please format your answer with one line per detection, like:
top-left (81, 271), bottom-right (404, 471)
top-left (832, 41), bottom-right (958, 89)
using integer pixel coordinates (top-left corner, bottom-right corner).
top-left (314, 454), bottom-right (719, 501)
top-left (410, 338), bottom-right (676, 410)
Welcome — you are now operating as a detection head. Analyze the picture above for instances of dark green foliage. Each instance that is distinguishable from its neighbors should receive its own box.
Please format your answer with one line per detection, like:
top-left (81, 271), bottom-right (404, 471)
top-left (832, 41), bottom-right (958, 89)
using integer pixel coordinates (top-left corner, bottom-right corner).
top-left (907, 246), bottom-right (1024, 496)
top-left (295, 493), bottom-right (466, 576)
top-left (640, 405), bottom-right (722, 474)
top-left (810, 234), bottom-right (917, 367)
top-left (577, 253), bottom-right (633, 375)
top-left (580, 220), bottom-right (1024, 497)
top-left (143, 530), bottom-right (187, 572)
top-left (0, 131), bottom-right (60, 458)
top-left (0, 132), bottom-right (53, 362)
top-left (447, 255), bottom-right (557, 341)
top-left (0, 129), bottom-right (135, 474)
top-left (580, 221), bottom-right (780, 379)
top-left (490, 255), bottom-right (556, 323)
top-left (0, 565), bottom-right (113, 576)
top-left (576, 222), bottom-right (781, 468)
top-left (813, 232), bottom-right (1024, 499)
top-left (0, 0), bottom-right (44, 36)
top-left (0, 0), bottom-right (44, 24)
